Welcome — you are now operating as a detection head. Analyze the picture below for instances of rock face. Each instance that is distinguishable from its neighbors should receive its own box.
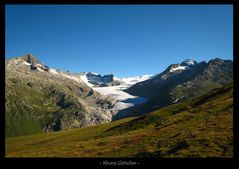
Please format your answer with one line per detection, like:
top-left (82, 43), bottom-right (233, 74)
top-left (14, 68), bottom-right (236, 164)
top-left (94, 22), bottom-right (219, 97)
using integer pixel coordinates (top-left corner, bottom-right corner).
top-left (5, 54), bottom-right (114, 137)
top-left (22, 53), bottom-right (42, 65)
top-left (122, 58), bottom-right (233, 119)
top-left (127, 58), bottom-right (233, 104)
top-left (5, 54), bottom-right (233, 137)
top-left (87, 73), bottom-right (112, 86)
top-left (85, 72), bottom-right (122, 87)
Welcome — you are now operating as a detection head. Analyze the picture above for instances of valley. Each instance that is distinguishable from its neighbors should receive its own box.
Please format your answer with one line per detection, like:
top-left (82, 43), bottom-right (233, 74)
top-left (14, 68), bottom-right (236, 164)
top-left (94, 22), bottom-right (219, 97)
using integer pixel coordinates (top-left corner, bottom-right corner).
top-left (93, 85), bottom-right (148, 113)
top-left (5, 5), bottom-right (233, 159)
top-left (6, 83), bottom-right (233, 157)
top-left (5, 54), bottom-right (154, 137)
top-left (5, 54), bottom-right (233, 158)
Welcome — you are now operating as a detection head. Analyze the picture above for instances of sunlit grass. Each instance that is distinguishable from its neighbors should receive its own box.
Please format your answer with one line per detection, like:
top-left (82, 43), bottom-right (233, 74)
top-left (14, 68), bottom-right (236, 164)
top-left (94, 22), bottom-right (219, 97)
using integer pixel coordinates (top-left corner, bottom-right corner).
top-left (6, 84), bottom-right (233, 157)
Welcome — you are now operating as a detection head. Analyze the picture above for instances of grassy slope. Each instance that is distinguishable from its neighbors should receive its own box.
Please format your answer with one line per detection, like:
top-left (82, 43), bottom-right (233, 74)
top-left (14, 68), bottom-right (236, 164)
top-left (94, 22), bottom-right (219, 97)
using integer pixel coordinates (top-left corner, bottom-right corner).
top-left (6, 84), bottom-right (233, 157)
top-left (123, 59), bottom-right (233, 120)
top-left (6, 60), bottom-right (113, 137)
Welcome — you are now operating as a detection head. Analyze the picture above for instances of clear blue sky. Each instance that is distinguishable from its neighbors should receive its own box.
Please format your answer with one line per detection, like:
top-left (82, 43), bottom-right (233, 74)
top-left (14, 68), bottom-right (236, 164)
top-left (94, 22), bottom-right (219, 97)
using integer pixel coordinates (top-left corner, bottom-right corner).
top-left (6, 5), bottom-right (233, 78)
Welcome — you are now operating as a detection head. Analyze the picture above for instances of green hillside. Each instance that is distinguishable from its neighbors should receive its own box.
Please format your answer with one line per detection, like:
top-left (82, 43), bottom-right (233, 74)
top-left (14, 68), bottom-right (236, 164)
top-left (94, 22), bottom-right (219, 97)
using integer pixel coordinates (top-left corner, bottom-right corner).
top-left (6, 84), bottom-right (233, 157)
top-left (5, 55), bottom-right (113, 137)
top-left (119, 59), bottom-right (233, 120)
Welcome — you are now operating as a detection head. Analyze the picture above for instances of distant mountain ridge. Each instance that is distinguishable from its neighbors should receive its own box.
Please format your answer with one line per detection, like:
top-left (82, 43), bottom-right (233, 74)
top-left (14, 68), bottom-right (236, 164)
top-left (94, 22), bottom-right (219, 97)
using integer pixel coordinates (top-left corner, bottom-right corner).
top-left (78, 72), bottom-right (122, 87)
top-left (127, 58), bottom-right (232, 100)
top-left (5, 54), bottom-right (154, 137)
top-left (73, 72), bottom-right (154, 88)
top-left (114, 58), bottom-right (233, 120)
top-left (5, 54), bottom-right (233, 138)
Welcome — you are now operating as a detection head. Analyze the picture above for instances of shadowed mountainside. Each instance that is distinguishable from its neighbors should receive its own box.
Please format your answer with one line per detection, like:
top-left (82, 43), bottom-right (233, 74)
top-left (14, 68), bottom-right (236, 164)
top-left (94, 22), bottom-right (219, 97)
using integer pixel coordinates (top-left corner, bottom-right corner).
top-left (114, 58), bottom-right (233, 120)
top-left (6, 83), bottom-right (233, 157)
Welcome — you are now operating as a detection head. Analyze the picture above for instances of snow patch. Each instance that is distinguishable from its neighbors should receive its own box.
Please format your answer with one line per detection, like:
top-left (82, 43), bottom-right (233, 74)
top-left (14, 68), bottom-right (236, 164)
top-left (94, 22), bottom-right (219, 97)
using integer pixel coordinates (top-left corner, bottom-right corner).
top-left (37, 67), bottom-right (45, 72)
top-left (49, 68), bottom-right (58, 74)
top-left (80, 74), bottom-right (94, 87)
top-left (182, 59), bottom-right (195, 65)
top-left (113, 102), bottom-right (134, 111)
top-left (169, 66), bottom-right (187, 72)
top-left (23, 61), bottom-right (31, 66)
top-left (88, 72), bottom-right (99, 75)
top-left (172, 96), bottom-right (184, 103)
top-left (186, 60), bottom-right (195, 65)
top-left (113, 76), bottom-right (121, 81)
top-left (120, 74), bottom-right (154, 86)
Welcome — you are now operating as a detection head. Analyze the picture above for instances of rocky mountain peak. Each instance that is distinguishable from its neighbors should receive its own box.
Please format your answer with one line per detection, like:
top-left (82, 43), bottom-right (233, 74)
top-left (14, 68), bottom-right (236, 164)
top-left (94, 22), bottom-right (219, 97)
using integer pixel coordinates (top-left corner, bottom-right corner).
top-left (163, 59), bottom-right (197, 74)
top-left (85, 73), bottom-right (118, 87)
top-left (180, 59), bottom-right (197, 66)
top-left (22, 53), bottom-right (42, 65)
top-left (208, 58), bottom-right (225, 65)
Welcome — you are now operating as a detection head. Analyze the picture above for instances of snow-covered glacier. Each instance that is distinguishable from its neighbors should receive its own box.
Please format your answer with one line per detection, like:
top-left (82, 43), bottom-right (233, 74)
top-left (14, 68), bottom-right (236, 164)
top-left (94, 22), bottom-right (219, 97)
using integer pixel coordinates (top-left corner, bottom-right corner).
top-left (83, 74), bottom-right (154, 114)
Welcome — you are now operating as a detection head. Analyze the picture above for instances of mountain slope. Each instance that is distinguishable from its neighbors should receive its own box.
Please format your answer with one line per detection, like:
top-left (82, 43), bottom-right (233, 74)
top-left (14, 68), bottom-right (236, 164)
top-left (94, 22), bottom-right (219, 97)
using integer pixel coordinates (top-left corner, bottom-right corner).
top-left (5, 54), bottom-right (114, 137)
top-left (118, 58), bottom-right (233, 119)
top-left (75, 72), bottom-right (123, 87)
top-left (6, 83), bottom-right (233, 157)
top-left (73, 72), bottom-right (154, 88)
top-left (127, 58), bottom-right (232, 101)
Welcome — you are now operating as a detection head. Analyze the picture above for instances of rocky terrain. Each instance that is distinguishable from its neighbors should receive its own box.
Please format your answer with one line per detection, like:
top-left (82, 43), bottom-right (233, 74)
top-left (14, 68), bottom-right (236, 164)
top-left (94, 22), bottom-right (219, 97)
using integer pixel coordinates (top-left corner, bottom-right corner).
top-left (80, 72), bottom-right (122, 87)
top-left (5, 54), bottom-right (153, 137)
top-left (5, 54), bottom-right (114, 137)
top-left (5, 54), bottom-right (233, 138)
top-left (6, 83), bottom-right (233, 157)
top-left (114, 58), bottom-right (233, 120)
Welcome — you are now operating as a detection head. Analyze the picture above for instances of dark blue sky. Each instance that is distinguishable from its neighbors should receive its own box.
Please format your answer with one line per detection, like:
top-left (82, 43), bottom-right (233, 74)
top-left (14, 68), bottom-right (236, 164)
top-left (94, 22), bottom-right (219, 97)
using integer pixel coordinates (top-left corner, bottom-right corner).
top-left (6, 5), bottom-right (233, 77)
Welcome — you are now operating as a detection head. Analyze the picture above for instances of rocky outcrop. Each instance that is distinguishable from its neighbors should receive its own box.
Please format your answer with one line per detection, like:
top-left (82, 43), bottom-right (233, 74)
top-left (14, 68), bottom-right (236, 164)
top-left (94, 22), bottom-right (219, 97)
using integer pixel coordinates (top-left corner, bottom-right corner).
top-left (86, 73), bottom-right (122, 87)
top-left (124, 58), bottom-right (233, 118)
top-left (5, 54), bottom-right (114, 137)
